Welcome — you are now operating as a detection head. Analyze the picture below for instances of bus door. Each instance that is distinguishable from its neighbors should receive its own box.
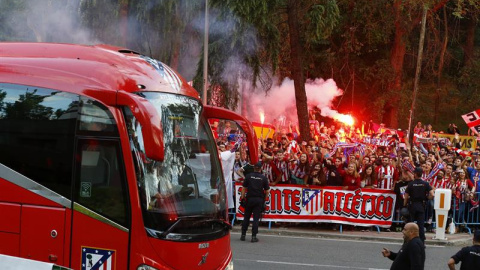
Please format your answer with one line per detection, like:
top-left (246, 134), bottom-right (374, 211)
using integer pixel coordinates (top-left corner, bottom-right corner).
top-left (70, 101), bottom-right (130, 270)
top-left (203, 105), bottom-right (259, 163)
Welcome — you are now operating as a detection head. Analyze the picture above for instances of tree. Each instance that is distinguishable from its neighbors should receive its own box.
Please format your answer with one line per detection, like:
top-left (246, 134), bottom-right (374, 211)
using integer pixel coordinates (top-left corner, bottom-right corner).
top-left (0, 0), bottom-right (479, 133)
top-left (128, 0), bottom-right (203, 72)
top-left (80, 0), bottom-right (130, 46)
top-left (199, 0), bottom-right (340, 141)
top-left (193, 0), bottom-right (282, 109)
top-left (385, 0), bottom-right (449, 128)
top-left (4, 90), bottom-right (54, 120)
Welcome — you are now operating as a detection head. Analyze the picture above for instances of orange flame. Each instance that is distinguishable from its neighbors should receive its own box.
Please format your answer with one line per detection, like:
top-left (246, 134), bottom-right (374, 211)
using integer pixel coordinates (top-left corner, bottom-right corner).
top-left (334, 114), bottom-right (354, 126)
top-left (259, 110), bottom-right (265, 124)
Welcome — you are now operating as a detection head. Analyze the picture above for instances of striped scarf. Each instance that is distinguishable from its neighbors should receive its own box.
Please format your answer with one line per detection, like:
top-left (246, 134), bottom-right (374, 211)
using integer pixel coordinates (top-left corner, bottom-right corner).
top-left (329, 142), bottom-right (365, 158)
top-left (424, 162), bottom-right (445, 182)
top-left (402, 159), bottom-right (415, 173)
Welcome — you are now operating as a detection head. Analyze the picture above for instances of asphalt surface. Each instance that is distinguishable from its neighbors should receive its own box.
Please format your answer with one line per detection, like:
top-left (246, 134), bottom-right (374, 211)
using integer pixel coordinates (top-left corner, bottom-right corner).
top-left (230, 231), bottom-right (463, 270)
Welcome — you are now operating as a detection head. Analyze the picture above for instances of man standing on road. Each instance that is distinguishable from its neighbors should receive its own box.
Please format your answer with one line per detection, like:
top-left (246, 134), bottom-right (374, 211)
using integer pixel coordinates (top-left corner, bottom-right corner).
top-left (447, 230), bottom-right (480, 270)
top-left (381, 222), bottom-right (425, 270)
top-left (404, 167), bottom-right (434, 243)
top-left (240, 161), bottom-right (270, 243)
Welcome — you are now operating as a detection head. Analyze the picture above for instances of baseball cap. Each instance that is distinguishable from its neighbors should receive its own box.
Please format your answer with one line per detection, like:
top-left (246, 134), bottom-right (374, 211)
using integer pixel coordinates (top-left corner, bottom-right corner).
top-left (254, 161), bottom-right (263, 168)
top-left (414, 167), bottom-right (423, 175)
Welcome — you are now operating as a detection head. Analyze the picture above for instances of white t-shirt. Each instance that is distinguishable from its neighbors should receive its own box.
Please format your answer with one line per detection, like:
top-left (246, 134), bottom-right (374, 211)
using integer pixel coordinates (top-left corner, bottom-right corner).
top-left (220, 151), bottom-right (236, 209)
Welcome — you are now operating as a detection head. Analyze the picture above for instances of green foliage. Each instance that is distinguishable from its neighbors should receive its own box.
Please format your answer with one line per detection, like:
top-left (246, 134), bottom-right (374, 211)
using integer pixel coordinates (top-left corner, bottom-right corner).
top-left (306, 0), bottom-right (340, 43)
top-left (457, 52), bottom-right (480, 109)
top-left (4, 90), bottom-right (55, 120)
top-left (452, 0), bottom-right (480, 18)
top-left (0, 0), bottom-right (479, 130)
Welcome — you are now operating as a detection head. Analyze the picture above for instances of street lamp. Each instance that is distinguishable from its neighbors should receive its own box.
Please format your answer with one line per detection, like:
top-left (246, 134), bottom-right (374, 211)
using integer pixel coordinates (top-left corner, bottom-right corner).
top-left (202, 0), bottom-right (209, 105)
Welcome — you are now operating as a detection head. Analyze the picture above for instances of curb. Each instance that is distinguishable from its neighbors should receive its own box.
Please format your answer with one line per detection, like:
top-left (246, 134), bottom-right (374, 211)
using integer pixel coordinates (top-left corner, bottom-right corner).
top-left (231, 226), bottom-right (472, 247)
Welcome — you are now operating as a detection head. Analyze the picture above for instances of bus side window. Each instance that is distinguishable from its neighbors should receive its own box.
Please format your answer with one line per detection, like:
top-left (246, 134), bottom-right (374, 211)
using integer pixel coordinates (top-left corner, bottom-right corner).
top-left (75, 139), bottom-right (129, 227)
top-left (80, 143), bottom-right (110, 185)
top-left (0, 84), bottom-right (77, 199)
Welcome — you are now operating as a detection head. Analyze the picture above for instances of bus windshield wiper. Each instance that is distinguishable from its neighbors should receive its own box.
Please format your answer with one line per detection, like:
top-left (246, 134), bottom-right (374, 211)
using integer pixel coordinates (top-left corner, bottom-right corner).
top-left (204, 218), bottom-right (232, 230)
top-left (159, 215), bottom-right (206, 238)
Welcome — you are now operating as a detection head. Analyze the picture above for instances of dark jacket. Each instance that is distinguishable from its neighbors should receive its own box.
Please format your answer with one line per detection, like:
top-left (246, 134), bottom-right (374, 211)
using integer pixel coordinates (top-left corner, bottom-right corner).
top-left (388, 237), bottom-right (425, 270)
top-left (325, 163), bottom-right (343, 186)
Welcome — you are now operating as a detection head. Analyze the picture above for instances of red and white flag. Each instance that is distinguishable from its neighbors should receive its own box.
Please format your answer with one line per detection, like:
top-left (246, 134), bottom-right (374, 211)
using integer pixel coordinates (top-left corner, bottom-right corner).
top-left (462, 109), bottom-right (480, 134)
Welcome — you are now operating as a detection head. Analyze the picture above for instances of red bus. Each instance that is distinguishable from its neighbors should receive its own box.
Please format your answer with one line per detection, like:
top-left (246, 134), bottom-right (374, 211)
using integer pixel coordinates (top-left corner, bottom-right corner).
top-left (0, 43), bottom-right (258, 270)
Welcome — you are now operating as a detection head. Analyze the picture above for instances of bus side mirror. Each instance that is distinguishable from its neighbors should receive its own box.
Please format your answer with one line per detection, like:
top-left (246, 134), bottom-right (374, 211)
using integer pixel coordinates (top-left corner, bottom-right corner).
top-left (203, 105), bottom-right (259, 164)
top-left (117, 91), bottom-right (164, 161)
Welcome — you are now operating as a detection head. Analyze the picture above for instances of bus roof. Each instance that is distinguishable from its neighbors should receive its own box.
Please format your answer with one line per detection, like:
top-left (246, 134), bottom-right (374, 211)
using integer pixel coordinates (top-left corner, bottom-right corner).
top-left (0, 42), bottom-right (200, 100)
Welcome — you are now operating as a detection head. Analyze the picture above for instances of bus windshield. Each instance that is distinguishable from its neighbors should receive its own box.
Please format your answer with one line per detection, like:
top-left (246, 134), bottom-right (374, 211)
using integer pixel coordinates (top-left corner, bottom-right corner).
top-left (125, 92), bottom-right (227, 238)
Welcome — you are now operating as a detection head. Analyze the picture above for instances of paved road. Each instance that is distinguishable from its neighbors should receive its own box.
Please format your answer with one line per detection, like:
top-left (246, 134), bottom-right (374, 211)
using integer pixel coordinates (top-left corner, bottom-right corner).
top-left (231, 232), bottom-right (462, 270)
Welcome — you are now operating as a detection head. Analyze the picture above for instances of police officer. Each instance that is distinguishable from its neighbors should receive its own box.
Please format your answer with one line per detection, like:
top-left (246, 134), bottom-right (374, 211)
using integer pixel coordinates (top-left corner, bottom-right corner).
top-left (447, 230), bottom-right (480, 269)
top-left (240, 161), bottom-right (270, 243)
top-left (404, 166), bottom-right (434, 243)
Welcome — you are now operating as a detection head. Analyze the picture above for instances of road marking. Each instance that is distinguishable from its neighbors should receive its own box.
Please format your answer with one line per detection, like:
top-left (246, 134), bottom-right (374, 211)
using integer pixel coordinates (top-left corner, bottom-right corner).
top-left (235, 258), bottom-right (387, 269)
top-left (231, 232), bottom-right (445, 248)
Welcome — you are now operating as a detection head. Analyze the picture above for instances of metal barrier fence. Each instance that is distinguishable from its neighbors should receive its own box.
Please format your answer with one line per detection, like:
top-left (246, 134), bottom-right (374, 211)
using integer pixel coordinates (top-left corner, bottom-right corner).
top-left (390, 191), bottom-right (480, 235)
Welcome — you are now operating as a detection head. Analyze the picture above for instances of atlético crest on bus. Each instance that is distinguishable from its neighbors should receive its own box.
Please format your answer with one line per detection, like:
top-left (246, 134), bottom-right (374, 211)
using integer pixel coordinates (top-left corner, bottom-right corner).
top-left (81, 246), bottom-right (116, 270)
top-left (302, 188), bottom-right (323, 215)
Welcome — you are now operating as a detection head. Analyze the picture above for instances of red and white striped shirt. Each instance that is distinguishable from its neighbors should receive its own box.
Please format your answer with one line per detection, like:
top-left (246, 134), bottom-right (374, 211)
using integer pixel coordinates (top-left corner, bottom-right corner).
top-left (261, 161), bottom-right (281, 183)
top-left (431, 176), bottom-right (448, 189)
top-left (444, 175), bottom-right (454, 190)
top-left (291, 160), bottom-right (309, 179)
top-left (421, 172), bottom-right (429, 181)
top-left (375, 165), bottom-right (396, 190)
top-left (275, 157), bottom-right (290, 183)
top-left (287, 140), bottom-right (300, 155)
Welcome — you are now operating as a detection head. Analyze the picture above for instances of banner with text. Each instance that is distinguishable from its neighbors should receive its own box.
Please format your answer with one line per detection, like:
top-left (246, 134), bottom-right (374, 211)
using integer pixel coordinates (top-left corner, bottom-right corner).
top-left (434, 133), bottom-right (477, 150)
top-left (235, 184), bottom-right (396, 228)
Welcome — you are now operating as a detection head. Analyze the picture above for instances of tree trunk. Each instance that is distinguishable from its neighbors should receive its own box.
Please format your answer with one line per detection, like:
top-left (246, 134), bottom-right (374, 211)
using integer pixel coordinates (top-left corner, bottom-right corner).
top-left (169, 11), bottom-right (182, 70)
top-left (118, 0), bottom-right (129, 47)
top-left (387, 1), bottom-right (448, 128)
top-left (434, 7), bottom-right (448, 125)
top-left (287, 0), bottom-right (309, 142)
top-left (386, 0), bottom-right (406, 128)
top-left (464, 16), bottom-right (476, 66)
top-left (241, 80), bottom-right (248, 118)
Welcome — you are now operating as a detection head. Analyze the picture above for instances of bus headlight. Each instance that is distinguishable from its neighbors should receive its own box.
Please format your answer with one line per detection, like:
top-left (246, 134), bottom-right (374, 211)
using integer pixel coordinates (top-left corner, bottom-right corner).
top-left (137, 265), bottom-right (158, 270)
top-left (226, 257), bottom-right (234, 270)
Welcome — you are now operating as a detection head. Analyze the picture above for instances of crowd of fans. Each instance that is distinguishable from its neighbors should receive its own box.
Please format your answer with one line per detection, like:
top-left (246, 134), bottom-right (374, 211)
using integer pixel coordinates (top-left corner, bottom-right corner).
top-left (212, 115), bottom-right (480, 232)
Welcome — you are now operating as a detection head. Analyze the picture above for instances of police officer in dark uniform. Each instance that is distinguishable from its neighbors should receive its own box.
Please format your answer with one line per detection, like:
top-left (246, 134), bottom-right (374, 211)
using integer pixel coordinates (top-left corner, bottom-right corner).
top-left (404, 167), bottom-right (434, 243)
top-left (448, 230), bottom-right (480, 269)
top-left (240, 161), bottom-right (270, 243)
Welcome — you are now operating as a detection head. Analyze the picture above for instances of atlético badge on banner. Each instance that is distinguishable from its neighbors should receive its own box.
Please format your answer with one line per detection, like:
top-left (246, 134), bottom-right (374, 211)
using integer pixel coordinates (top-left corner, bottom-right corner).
top-left (302, 189), bottom-right (323, 215)
top-left (81, 246), bottom-right (116, 270)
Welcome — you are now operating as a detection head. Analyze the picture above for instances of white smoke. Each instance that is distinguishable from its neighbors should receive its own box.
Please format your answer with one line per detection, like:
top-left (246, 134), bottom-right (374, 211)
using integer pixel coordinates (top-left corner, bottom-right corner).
top-left (248, 77), bottom-right (346, 125)
top-left (2, 0), bottom-right (98, 44)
